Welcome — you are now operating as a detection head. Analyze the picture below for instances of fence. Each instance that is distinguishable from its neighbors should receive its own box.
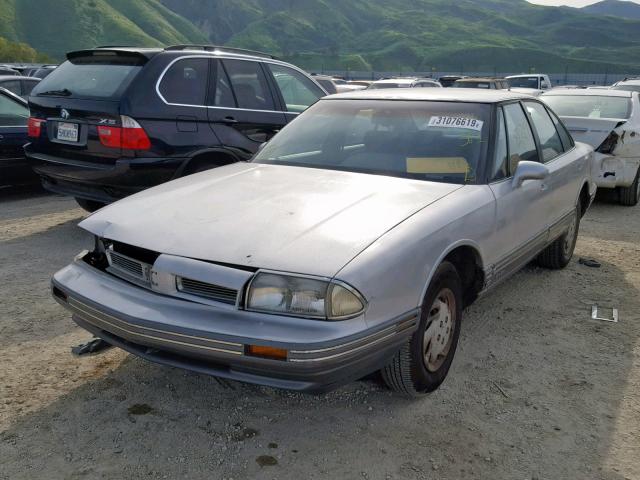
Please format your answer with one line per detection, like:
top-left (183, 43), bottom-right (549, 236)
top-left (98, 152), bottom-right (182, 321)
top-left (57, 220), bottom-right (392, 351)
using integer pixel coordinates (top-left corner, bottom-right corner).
top-left (320, 70), bottom-right (632, 86)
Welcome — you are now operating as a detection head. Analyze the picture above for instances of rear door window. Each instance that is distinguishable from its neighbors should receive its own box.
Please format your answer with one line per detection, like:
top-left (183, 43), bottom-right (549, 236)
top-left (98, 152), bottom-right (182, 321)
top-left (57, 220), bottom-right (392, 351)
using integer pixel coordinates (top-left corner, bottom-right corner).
top-left (503, 102), bottom-right (539, 173)
top-left (222, 59), bottom-right (275, 111)
top-left (524, 101), bottom-right (564, 162)
top-left (31, 55), bottom-right (144, 100)
top-left (268, 64), bottom-right (324, 113)
top-left (208, 60), bottom-right (236, 108)
top-left (159, 57), bottom-right (209, 106)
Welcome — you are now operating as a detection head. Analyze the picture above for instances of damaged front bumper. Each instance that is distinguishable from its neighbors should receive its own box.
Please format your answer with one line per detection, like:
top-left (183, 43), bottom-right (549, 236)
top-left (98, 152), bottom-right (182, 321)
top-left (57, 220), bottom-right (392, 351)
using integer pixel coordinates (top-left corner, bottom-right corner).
top-left (52, 260), bottom-right (418, 392)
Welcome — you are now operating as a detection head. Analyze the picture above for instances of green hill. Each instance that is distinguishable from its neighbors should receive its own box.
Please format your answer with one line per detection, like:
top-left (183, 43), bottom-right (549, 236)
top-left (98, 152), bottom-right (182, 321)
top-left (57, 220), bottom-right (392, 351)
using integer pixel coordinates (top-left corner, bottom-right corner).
top-left (161, 0), bottom-right (640, 73)
top-left (0, 0), bottom-right (206, 60)
top-left (2, 0), bottom-right (640, 73)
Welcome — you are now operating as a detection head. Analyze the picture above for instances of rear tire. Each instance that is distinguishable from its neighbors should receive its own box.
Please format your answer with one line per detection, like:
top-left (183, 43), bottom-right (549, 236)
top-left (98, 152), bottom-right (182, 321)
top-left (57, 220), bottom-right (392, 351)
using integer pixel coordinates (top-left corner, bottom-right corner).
top-left (381, 261), bottom-right (462, 396)
top-left (75, 197), bottom-right (106, 213)
top-left (537, 202), bottom-right (581, 269)
top-left (618, 167), bottom-right (640, 206)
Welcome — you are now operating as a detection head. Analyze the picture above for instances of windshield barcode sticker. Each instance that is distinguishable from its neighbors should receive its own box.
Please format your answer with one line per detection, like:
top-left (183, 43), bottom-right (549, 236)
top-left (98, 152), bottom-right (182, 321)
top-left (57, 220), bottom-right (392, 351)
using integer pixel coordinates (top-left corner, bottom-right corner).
top-left (428, 116), bottom-right (484, 131)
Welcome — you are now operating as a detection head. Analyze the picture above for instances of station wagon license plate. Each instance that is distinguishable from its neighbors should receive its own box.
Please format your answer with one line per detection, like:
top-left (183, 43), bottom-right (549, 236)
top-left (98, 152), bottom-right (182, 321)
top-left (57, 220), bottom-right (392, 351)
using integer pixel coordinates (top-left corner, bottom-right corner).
top-left (57, 122), bottom-right (78, 142)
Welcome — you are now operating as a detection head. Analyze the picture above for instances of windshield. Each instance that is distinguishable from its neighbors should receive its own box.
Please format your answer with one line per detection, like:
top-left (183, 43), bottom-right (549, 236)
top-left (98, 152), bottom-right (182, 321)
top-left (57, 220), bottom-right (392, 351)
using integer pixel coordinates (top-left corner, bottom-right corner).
top-left (508, 77), bottom-right (539, 89)
top-left (254, 99), bottom-right (491, 185)
top-left (31, 55), bottom-right (144, 100)
top-left (542, 95), bottom-right (631, 119)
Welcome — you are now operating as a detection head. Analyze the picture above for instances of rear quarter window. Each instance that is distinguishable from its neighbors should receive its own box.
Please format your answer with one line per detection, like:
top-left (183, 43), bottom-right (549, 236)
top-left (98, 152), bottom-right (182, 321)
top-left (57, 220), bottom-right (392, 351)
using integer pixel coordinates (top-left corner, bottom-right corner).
top-left (31, 55), bottom-right (144, 100)
top-left (159, 57), bottom-right (209, 105)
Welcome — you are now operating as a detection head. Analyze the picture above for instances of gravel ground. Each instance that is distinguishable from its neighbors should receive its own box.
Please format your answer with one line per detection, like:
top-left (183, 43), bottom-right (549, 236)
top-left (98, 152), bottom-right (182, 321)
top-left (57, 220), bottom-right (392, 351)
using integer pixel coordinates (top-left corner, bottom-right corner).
top-left (0, 189), bottom-right (639, 480)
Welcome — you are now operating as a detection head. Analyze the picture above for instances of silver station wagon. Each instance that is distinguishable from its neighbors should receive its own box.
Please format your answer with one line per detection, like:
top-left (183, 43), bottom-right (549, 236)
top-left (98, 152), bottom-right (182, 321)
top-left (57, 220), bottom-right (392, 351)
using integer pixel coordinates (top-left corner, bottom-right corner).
top-left (52, 89), bottom-right (596, 395)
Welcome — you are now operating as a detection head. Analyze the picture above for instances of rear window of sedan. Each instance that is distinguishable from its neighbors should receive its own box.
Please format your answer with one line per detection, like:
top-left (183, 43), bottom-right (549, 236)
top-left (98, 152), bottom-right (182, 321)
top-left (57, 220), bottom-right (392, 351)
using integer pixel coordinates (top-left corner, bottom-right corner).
top-left (254, 99), bottom-right (491, 185)
top-left (542, 95), bottom-right (631, 119)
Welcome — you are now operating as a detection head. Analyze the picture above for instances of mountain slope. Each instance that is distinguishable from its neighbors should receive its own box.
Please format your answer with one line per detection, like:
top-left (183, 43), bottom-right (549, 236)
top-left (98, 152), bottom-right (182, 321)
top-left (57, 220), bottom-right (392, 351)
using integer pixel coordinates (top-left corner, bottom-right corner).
top-left (582, 0), bottom-right (640, 19)
top-left (160, 0), bottom-right (640, 72)
top-left (0, 0), bottom-right (206, 59)
top-left (2, 0), bottom-right (640, 73)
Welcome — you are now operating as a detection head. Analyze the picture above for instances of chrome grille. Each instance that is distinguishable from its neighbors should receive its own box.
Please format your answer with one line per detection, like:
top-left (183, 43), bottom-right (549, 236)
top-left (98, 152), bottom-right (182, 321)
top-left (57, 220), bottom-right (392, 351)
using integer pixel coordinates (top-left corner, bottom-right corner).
top-left (177, 277), bottom-right (238, 305)
top-left (106, 250), bottom-right (152, 286)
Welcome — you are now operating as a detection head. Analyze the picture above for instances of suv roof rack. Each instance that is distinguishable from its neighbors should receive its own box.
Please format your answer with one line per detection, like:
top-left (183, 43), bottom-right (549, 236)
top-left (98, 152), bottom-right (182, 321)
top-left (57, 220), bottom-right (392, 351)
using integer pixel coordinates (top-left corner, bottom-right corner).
top-left (165, 45), bottom-right (277, 60)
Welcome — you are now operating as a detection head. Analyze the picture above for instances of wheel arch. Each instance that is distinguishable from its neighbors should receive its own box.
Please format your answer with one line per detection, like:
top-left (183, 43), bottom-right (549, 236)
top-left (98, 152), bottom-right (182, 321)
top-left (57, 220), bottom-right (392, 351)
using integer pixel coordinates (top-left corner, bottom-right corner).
top-left (419, 241), bottom-right (486, 309)
top-left (176, 148), bottom-right (242, 177)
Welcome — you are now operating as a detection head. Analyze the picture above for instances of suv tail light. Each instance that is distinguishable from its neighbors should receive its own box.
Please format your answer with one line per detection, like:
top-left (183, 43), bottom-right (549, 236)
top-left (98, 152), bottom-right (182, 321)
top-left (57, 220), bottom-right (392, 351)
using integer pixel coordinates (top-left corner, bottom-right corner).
top-left (97, 115), bottom-right (151, 150)
top-left (28, 117), bottom-right (45, 138)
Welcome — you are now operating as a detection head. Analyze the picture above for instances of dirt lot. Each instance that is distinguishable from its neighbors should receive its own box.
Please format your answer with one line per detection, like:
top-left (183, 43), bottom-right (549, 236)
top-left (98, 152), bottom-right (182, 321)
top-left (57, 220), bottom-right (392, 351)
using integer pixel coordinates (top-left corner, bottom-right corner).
top-left (0, 188), bottom-right (639, 480)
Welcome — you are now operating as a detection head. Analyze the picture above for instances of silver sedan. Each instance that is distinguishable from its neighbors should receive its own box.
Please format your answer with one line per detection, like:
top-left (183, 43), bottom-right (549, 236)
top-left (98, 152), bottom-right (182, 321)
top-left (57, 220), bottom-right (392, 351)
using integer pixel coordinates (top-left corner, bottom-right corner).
top-left (52, 89), bottom-right (596, 395)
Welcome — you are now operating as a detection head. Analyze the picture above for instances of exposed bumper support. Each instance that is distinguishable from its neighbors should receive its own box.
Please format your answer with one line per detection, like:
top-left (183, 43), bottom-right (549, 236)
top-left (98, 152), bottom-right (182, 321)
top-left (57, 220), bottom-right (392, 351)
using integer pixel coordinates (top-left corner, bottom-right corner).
top-left (594, 154), bottom-right (640, 188)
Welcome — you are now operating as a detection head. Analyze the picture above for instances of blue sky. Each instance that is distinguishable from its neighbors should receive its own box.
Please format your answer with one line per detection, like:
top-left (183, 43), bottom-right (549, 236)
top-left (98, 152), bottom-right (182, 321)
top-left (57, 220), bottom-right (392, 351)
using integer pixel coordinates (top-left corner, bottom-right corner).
top-left (529, 0), bottom-right (639, 5)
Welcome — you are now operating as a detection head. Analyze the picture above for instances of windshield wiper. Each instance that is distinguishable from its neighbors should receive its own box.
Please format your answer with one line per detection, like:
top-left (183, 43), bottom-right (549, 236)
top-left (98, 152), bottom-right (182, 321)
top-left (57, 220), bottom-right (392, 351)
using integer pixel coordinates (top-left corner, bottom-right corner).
top-left (38, 88), bottom-right (72, 96)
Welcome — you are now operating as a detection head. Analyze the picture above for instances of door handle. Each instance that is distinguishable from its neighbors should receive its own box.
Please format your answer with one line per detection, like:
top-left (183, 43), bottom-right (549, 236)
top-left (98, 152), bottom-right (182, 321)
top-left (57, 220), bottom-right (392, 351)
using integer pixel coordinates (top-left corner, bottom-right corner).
top-left (540, 183), bottom-right (548, 191)
top-left (220, 116), bottom-right (238, 125)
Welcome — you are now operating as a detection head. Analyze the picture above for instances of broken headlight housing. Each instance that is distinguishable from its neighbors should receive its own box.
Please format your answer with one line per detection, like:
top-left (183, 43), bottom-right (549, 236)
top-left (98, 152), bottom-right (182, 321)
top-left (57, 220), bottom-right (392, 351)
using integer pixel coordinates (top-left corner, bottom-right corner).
top-left (245, 272), bottom-right (366, 320)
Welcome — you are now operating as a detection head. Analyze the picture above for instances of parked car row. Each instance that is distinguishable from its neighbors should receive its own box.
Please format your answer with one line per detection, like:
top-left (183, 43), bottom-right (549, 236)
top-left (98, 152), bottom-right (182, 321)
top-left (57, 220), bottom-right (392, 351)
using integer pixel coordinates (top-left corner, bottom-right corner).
top-left (3, 45), bottom-right (638, 395)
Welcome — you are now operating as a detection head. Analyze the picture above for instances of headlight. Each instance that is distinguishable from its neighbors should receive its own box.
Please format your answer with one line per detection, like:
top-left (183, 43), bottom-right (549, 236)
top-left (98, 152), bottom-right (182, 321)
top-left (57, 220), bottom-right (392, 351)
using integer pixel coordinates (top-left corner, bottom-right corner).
top-left (246, 272), bottom-right (365, 320)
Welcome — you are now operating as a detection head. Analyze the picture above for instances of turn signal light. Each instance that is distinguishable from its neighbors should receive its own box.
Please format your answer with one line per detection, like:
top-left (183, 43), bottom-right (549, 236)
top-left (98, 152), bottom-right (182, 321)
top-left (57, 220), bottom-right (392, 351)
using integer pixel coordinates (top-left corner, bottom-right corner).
top-left (28, 117), bottom-right (45, 138)
top-left (246, 345), bottom-right (288, 361)
top-left (97, 115), bottom-right (151, 150)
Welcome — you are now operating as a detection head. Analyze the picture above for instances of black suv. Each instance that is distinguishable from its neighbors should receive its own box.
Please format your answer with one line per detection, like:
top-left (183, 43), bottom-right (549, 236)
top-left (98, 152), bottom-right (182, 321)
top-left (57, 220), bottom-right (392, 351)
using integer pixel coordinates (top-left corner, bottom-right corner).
top-left (26, 46), bottom-right (327, 211)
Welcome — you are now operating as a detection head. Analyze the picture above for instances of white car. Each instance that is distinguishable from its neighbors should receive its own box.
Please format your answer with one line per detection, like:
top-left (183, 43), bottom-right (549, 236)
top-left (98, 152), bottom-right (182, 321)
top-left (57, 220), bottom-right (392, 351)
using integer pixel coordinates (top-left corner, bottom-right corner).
top-left (542, 89), bottom-right (640, 205)
top-left (611, 78), bottom-right (640, 94)
top-left (368, 78), bottom-right (442, 89)
top-left (507, 74), bottom-right (552, 91)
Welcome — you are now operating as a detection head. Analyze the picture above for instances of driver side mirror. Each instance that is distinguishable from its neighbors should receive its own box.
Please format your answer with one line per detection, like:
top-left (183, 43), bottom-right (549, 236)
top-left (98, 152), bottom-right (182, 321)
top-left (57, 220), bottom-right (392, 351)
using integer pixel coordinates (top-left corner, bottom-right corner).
top-left (512, 160), bottom-right (549, 188)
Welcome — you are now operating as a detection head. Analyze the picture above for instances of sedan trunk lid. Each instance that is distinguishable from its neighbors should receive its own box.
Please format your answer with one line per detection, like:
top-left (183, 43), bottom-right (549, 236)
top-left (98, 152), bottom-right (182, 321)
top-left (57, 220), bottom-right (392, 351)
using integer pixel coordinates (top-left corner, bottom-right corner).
top-left (559, 116), bottom-right (627, 149)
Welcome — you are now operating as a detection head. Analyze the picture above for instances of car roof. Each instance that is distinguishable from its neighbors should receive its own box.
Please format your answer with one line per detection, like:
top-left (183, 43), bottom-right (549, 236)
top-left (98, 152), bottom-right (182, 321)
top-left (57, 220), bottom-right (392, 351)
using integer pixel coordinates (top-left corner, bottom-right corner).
top-left (542, 89), bottom-right (633, 98)
top-left (372, 78), bottom-right (418, 84)
top-left (68, 45), bottom-right (279, 63)
top-left (324, 88), bottom-right (533, 103)
top-left (0, 75), bottom-right (38, 81)
top-left (506, 74), bottom-right (544, 78)
top-left (455, 77), bottom-right (503, 82)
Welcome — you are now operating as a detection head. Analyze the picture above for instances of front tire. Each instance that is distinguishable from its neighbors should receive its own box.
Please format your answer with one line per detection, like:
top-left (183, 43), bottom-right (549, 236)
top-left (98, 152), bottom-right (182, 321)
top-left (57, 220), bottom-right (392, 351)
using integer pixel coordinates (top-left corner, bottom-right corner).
top-left (75, 197), bottom-right (106, 213)
top-left (537, 202), bottom-right (581, 269)
top-left (381, 261), bottom-right (462, 396)
top-left (618, 167), bottom-right (640, 206)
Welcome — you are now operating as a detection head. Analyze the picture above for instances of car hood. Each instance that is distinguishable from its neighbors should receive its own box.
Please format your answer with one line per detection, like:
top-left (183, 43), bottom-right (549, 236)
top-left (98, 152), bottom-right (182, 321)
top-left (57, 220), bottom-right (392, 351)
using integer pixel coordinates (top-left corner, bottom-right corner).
top-left (80, 163), bottom-right (462, 277)
top-left (559, 116), bottom-right (626, 149)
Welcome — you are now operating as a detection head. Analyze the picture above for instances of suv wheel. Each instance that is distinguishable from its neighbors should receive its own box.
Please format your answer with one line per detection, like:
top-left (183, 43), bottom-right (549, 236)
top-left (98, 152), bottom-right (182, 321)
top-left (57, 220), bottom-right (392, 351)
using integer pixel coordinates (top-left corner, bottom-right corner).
top-left (75, 197), bottom-right (106, 213)
top-left (381, 261), bottom-right (462, 396)
top-left (537, 202), bottom-right (581, 269)
top-left (618, 167), bottom-right (640, 206)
